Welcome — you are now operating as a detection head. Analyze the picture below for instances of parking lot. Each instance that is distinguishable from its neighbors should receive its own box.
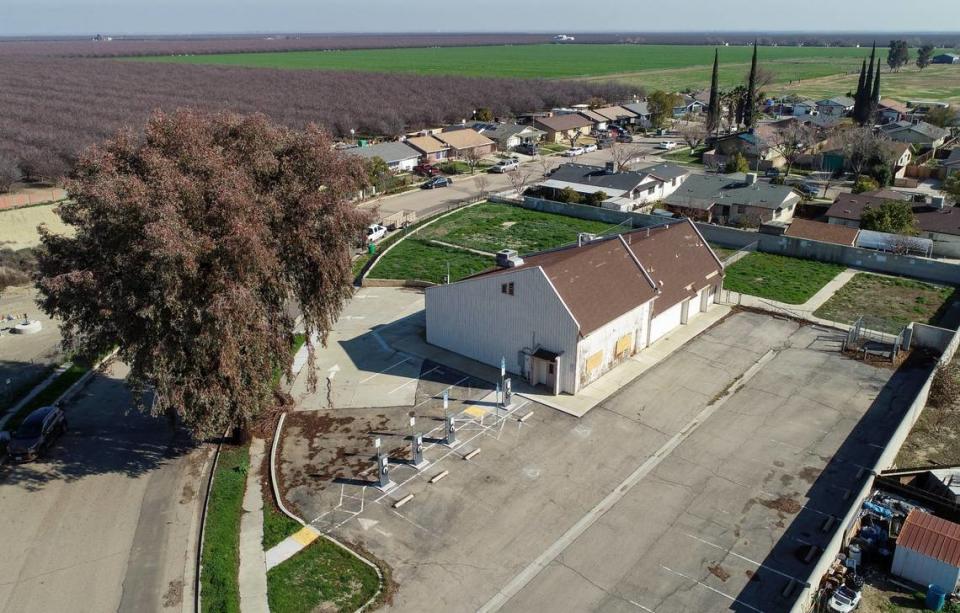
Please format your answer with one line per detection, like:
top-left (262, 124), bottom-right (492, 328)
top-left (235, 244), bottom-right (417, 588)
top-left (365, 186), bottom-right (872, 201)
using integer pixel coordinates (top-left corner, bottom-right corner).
top-left (280, 310), bottom-right (931, 612)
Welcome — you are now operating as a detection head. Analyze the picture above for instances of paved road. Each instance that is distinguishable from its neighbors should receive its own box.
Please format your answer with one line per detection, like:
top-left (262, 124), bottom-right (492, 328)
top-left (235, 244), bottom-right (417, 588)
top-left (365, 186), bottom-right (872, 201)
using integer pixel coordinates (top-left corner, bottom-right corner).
top-left (0, 362), bottom-right (210, 613)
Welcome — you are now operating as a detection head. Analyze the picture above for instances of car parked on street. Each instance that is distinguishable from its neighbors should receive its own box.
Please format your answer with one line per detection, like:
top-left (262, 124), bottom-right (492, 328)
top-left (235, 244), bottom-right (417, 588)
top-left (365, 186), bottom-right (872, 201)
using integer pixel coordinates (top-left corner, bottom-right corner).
top-left (366, 223), bottom-right (387, 242)
top-left (490, 158), bottom-right (520, 173)
top-left (7, 406), bottom-right (67, 463)
top-left (582, 144), bottom-right (598, 153)
top-left (789, 180), bottom-right (820, 197)
top-left (657, 141), bottom-right (678, 150)
top-left (414, 163), bottom-right (441, 177)
top-left (764, 168), bottom-right (781, 178)
top-left (616, 134), bottom-right (634, 143)
top-left (421, 176), bottom-right (452, 189)
top-left (516, 143), bottom-right (538, 156)
top-left (563, 147), bottom-right (585, 157)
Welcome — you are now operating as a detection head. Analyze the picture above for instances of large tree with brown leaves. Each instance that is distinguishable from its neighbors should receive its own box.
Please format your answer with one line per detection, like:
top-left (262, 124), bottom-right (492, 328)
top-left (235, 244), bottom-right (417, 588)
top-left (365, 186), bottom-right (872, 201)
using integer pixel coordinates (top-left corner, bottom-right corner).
top-left (36, 109), bottom-right (369, 439)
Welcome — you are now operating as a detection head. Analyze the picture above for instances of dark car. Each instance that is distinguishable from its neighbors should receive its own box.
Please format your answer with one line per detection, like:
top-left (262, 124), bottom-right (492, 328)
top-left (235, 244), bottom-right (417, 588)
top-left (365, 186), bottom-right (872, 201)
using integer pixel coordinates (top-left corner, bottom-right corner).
top-left (516, 143), bottom-right (539, 156)
top-left (794, 182), bottom-right (820, 197)
top-left (764, 168), bottom-right (781, 178)
top-left (414, 163), bottom-right (441, 177)
top-left (7, 405), bottom-right (67, 463)
top-left (421, 176), bottom-right (452, 189)
top-left (616, 134), bottom-right (633, 143)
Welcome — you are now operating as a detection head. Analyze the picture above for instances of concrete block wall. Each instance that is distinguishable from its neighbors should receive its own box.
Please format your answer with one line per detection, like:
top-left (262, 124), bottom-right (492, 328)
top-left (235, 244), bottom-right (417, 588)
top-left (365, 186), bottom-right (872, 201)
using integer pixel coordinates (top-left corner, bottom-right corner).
top-left (515, 196), bottom-right (667, 229)
top-left (697, 223), bottom-right (960, 286)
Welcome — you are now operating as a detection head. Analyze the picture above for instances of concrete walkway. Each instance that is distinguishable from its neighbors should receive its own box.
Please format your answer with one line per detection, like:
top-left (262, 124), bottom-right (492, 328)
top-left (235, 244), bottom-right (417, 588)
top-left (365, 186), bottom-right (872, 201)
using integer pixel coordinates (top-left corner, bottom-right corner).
top-left (238, 439), bottom-right (269, 613)
top-left (736, 267), bottom-right (858, 322)
top-left (265, 524), bottom-right (321, 570)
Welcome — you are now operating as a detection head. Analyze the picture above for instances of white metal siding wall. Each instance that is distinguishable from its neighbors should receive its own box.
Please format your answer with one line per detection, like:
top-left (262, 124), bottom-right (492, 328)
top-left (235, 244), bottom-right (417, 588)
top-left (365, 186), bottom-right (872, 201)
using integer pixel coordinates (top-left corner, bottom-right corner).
top-left (426, 267), bottom-right (580, 393)
top-left (892, 547), bottom-right (960, 593)
top-left (649, 301), bottom-right (684, 343)
top-left (576, 301), bottom-right (651, 389)
top-left (397, 158), bottom-right (418, 172)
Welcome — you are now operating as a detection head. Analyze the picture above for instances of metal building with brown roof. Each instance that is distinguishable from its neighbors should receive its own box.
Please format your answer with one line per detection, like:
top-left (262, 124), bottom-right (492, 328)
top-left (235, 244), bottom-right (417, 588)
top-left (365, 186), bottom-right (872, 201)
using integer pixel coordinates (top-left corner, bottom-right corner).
top-left (425, 219), bottom-right (724, 395)
top-left (892, 510), bottom-right (960, 592)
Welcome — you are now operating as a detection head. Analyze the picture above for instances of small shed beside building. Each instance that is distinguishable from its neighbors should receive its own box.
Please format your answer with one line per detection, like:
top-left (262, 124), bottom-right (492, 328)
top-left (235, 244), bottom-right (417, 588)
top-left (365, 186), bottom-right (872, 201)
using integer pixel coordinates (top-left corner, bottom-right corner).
top-left (892, 510), bottom-right (960, 593)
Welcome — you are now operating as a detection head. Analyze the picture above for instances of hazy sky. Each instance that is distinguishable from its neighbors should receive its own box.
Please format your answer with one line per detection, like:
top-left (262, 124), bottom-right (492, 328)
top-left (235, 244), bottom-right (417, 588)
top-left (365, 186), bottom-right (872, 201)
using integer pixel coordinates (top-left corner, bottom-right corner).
top-left (4, 0), bottom-right (959, 36)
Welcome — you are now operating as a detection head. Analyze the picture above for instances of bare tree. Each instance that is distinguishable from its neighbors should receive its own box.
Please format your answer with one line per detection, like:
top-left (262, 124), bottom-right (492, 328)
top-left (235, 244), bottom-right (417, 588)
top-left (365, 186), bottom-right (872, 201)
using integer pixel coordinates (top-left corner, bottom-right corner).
top-left (565, 130), bottom-right (582, 150)
top-left (505, 167), bottom-right (533, 197)
top-left (767, 121), bottom-right (817, 177)
top-left (838, 127), bottom-right (889, 179)
top-left (608, 140), bottom-right (646, 172)
top-left (536, 153), bottom-right (555, 179)
top-left (463, 147), bottom-right (485, 174)
top-left (474, 173), bottom-right (489, 200)
top-left (677, 116), bottom-right (708, 150)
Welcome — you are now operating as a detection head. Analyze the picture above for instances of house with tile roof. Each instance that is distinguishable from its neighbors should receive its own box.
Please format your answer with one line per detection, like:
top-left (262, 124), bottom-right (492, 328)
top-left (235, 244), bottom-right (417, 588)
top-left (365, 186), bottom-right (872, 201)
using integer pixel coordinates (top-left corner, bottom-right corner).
top-left (425, 220), bottom-right (724, 395)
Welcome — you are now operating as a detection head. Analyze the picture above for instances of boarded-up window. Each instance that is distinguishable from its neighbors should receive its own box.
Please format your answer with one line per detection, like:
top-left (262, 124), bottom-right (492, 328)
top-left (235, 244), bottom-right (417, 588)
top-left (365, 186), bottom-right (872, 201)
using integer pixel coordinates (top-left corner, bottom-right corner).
top-left (615, 333), bottom-right (633, 356)
top-left (585, 351), bottom-right (603, 373)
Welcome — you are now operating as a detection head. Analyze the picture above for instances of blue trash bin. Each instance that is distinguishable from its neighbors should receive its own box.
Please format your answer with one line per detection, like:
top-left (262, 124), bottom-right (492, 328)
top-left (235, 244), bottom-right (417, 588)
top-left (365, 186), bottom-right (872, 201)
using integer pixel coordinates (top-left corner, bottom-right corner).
top-left (926, 584), bottom-right (946, 612)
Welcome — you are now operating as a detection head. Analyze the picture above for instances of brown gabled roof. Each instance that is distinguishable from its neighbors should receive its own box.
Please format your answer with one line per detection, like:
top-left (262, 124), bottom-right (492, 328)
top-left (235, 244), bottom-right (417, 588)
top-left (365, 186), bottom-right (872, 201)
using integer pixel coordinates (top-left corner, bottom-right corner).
top-left (825, 193), bottom-right (891, 222)
top-left (435, 129), bottom-right (495, 151)
top-left (785, 218), bottom-right (859, 246)
top-left (879, 98), bottom-right (909, 114)
top-left (898, 510), bottom-right (960, 567)
top-left (405, 135), bottom-right (448, 154)
top-left (469, 220), bottom-right (723, 334)
top-left (593, 105), bottom-right (638, 122)
top-left (826, 192), bottom-right (960, 236)
top-left (577, 109), bottom-right (608, 123)
top-left (534, 113), bottom-right (594, 133)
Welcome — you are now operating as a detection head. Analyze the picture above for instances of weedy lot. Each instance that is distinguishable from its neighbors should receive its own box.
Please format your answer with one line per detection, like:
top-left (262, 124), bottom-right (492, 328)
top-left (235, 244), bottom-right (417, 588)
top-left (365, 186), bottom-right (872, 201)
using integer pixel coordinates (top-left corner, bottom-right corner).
top-left (723, 251), bottom-right (845, 304)
top-left (814, 273), bottom-right (960, 334)
top-left (367, 202), bottom-right (628, 283)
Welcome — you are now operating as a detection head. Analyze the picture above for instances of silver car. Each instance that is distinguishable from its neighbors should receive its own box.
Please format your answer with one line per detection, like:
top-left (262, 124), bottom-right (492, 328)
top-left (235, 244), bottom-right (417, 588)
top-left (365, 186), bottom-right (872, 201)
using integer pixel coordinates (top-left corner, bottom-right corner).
top-left (7, 406), bottom-right (67, 463)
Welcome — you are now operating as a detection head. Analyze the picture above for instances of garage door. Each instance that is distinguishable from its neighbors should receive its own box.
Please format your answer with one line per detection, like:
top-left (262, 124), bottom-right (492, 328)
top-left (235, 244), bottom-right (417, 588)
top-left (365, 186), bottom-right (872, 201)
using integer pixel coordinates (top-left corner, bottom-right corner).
top-left (688, 290), bottom-right (707, 322)
top-left (649, 301), bottom-right (684, 344)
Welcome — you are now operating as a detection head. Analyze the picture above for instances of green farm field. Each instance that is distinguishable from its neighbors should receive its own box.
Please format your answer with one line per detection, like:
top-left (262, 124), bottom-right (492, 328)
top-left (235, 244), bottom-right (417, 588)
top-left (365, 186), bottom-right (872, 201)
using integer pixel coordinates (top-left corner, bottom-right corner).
top-left (132, 43), bottom-right (960, 102)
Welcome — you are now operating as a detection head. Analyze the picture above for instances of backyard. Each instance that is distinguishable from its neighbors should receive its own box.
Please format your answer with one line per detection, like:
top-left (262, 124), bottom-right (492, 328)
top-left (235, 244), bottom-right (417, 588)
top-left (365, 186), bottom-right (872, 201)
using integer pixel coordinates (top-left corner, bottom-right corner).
top-left (814, 273), bottom-right (960, 334)
top-left (723, 252), bottom-right (845, 304)
top-left (367, 202), bottom-right (630, 283)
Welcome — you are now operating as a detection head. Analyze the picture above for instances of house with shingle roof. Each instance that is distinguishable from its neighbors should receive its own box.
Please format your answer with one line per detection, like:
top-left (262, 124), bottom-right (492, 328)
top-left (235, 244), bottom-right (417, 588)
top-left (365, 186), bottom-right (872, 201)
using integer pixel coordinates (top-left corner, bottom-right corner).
top-left (662, 172), bottom-right (800, 225)
top-left (405, 134), bottom-right (451, 164)
top-left (343, 141), bottom-right (422, 172)
top-left (425, 220), bottom-right (724, 395)
top-left (458, 121), bottom-right (545, 151)
top-left (434, 128), bottom-right (496, 159)
top-left (880, 120), bottom-right (951, 150)
top-left (534, 113), bottom-right (595, 144)
top-left (538, 162), bottom-right (689, 210)
top-left (816, 96), bottom-right (856, 116)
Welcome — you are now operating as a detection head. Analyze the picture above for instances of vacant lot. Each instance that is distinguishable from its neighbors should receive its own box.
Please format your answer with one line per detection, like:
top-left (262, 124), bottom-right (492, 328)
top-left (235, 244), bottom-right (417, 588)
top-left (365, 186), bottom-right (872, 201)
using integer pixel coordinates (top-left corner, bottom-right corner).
top-left (135, 44), bottom-right (870, 80)
top-left (724, 252), bottom-right (844, 304)
top-left (418, 202), bottom-right (621, 254)
top-left (0, 204), bottom-right (71, 250)
top-left (781, 64), bottom-right (960, 104)
top-left (814, 273), bottom-right (959, 334)
top-left (367, 239), bottom-right (492, 284)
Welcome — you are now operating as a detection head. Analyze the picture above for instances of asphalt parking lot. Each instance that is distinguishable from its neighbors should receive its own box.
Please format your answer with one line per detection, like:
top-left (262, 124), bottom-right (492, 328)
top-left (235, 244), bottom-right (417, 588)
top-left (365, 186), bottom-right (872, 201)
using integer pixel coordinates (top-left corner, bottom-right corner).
top-left (280, 310), bottom-right (931, 613)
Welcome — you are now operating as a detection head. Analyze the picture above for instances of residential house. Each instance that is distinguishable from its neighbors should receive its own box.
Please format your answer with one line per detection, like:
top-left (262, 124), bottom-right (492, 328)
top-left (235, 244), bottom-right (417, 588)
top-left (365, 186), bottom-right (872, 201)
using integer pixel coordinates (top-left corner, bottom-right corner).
top-left (933, 53), bottom-right (960, 65)
top-left (425, 220), bottom-right (724, 395)
top-left (534, 113), bottom-right (595, 144)
top-left (880, 120), bottom-right (951, 150)
top-left (784, 218), bottom-right (859, 246)
top-left (816, 96), bottom-right (855, 116)
top-left (792, 100), bottom-right (819, 116)
top-left (704, 118), bottom-right (819, 171)
top-left (878, 98), bottom-right (910, 124)
top-left (592, 105), bottom-right (639, 129)
top-left (623, 101), bottom-right (652, 129)
top-left (661, 172), bottom-right (801, 225)
top-left (405, 134), bottom-right (451, 164)
top-left (825, 192), bottom-right (960, 257)
top-left (537, 162), bottom-right (689, 211)
top-left (434, 128), bottom-right (496, 159)
top-left (673, 94), bottom-right (705, 118)
top-left (886, 141), bottom-right (913, 179)
top-left (944, 148), bottom-right (960, 177)
top-left (343, 141), bottom-right (421, 173)
top-left (576, 109), bottom-right (609, 131)
top-left (460, 121), bottom-right (545, 151)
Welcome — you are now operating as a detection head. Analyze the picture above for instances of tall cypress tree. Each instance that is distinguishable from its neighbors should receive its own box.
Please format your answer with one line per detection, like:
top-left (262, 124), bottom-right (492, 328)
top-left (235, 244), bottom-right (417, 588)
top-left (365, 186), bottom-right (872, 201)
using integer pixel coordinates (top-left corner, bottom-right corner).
top-left (853, 59), bottom-right (867, 122)
top-left (707, 49), bottom-right (720, 135)
top-left (860, 42), bottom-right (877, 124)
top-left (745, 41), bottom-right (758, 128)
top-left (869, 60), bottom-right (881, 123)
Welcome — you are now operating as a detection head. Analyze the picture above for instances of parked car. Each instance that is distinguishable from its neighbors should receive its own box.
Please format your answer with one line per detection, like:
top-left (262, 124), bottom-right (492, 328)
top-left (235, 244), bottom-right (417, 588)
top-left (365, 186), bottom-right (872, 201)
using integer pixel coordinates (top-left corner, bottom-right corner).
top-left (421, 176), bottom-right (452, 189)
top-left (792, 181), bottom-right (819, 197)
top-left (7, 406), bottom-right (67, 463)
top-left (582, 144), bottom-right (598, 153)
top-left (616, 134), bottom-right (634, 143)
top-left (657, 141), bottom-right (678, 150)
top-left (490, 158), bottom-right (520, 173)
top-left (764, 168), bottom-right (781, 178)
top-left (414, 163), bottom-right (441, 177)
top-left (827, 586), bottom-right (861, 613)
top-left (516, 143), bottom-right (539, 156)
top-left (365, 224), bottom-right (387, 242)
top-left (596, 137), bottom-right (614, 149)
top-left (563, 147), bottom-right (585, 157)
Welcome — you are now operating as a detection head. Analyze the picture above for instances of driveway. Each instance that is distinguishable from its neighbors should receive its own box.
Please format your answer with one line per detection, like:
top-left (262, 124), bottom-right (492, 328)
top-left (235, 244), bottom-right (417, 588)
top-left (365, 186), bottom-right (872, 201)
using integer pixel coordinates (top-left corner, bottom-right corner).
top-left (278, 311), bottom-right (930, 613)
top-left (0, 362), bottom-right (209, 613)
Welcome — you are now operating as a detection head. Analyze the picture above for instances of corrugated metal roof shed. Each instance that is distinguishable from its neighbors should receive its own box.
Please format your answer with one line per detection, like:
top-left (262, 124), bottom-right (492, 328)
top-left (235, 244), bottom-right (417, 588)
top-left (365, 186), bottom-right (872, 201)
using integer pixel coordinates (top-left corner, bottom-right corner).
top-left (898, 510), bottom-right (960, 567)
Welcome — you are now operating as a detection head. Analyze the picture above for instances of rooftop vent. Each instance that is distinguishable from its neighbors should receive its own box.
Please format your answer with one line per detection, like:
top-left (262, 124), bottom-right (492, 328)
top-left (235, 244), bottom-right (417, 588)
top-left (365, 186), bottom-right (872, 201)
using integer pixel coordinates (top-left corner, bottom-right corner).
top-left (932, 196), bottom-right (947, 210)
top-left (745, 172), bottom-right (758, 186)
top-left (577, 233), bottom-right (597, 247)
top-left (496, 249), bottom-right (524, 268)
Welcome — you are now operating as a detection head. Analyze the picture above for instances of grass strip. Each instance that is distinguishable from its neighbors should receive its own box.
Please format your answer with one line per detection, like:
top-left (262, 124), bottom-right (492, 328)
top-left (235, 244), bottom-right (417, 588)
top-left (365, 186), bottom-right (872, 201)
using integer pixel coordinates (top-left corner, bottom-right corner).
top-left (200, 445), bottom-right (249, 613)
top-left (723, 252), bottom-right (844, 305)
top-left (267, 536), bottom-right (380, 613)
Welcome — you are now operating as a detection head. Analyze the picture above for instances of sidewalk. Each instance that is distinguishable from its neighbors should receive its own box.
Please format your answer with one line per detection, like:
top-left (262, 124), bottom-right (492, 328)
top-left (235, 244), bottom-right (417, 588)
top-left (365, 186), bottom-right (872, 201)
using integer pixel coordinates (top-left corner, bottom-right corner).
top-left (736, 268), bottom-right (857, 322)
top-left (238, 438), bottom-right (269, 613)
